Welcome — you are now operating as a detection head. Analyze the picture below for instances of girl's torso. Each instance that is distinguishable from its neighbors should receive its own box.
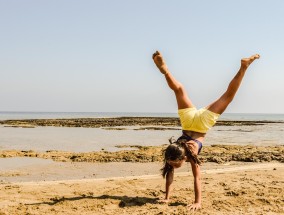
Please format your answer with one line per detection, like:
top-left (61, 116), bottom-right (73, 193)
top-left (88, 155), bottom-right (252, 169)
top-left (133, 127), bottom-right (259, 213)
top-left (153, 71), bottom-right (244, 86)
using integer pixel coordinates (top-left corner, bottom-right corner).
top-left (182, 130), bottom-right (205, 155)
top-left (183, 130), bottom-right (206, 142)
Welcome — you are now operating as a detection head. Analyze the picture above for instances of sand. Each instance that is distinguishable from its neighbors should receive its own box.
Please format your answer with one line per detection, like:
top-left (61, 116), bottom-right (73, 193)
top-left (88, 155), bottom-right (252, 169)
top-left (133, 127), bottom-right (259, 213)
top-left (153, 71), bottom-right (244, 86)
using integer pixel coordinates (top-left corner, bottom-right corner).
top-left (0, 163), bottom-right (283, 215)
top-left (1, 118), bottom-right (283, 214)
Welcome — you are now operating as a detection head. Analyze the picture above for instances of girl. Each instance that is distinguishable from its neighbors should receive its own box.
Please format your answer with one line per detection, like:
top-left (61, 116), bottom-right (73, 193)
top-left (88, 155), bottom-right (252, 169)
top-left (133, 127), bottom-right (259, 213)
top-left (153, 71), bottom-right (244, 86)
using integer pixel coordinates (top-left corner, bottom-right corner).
top-left (152, 51), bottom-right (260, 211)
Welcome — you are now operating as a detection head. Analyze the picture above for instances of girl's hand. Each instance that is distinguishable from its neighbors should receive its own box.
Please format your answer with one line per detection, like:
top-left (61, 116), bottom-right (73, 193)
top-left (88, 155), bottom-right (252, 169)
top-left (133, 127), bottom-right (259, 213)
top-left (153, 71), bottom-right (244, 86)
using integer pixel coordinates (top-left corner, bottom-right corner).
top-left (188, 202), bottom-right (201, 211)
top-left (157, 198), bottom-right (170, 204)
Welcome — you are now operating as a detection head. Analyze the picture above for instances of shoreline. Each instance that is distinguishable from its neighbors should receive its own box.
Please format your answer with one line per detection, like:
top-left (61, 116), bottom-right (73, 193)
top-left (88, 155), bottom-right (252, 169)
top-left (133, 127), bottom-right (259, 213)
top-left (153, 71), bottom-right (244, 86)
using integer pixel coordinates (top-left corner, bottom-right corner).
top-left (1, 144), bottom-right (283, 163)
top-left (1, 117), bottom-right (283, 129)
top-left (1, 145), bottom-right (283, 184)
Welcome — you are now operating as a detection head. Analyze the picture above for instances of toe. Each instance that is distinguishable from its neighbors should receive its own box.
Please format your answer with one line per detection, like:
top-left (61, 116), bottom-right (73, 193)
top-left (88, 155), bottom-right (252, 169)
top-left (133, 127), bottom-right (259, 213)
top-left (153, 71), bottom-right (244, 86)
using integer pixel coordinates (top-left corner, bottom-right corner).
top-left (152, 51), bottom-right (160, 59)
top-left (252, 54), bottom-right (260, 60)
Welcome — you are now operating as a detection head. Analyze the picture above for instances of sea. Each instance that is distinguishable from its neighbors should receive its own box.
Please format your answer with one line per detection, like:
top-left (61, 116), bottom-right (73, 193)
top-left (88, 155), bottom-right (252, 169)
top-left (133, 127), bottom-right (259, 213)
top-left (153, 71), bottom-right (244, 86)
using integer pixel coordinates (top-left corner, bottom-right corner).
top-left (0, 111), bottom-right (284, 182)
top-left (0, 112), bottom-right (283, 153)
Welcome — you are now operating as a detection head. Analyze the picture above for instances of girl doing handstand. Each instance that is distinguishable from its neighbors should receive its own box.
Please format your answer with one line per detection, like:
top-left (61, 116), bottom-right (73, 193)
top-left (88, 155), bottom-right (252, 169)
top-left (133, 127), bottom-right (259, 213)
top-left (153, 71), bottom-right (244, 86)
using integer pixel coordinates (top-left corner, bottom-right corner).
top-left (152, 51), bottom-right (260, 211)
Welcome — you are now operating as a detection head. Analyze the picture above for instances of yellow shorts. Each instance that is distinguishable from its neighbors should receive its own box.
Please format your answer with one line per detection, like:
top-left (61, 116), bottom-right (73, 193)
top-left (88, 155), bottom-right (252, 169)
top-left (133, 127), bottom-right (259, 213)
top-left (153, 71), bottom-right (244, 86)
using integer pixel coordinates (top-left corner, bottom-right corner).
top-left (178, 107), bottom-right (220, 133)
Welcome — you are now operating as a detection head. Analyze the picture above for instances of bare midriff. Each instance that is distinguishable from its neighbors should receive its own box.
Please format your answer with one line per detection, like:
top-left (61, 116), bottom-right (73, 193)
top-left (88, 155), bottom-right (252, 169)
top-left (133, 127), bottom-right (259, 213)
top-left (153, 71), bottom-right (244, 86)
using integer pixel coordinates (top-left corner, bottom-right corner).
top-left (183, 130), bottom-right (206, 143)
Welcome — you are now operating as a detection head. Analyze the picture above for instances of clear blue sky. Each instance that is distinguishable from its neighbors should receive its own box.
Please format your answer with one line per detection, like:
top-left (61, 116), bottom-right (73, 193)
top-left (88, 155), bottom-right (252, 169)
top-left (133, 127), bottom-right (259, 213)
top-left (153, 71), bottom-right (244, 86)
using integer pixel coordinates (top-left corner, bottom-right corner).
top-left (0, 0), bottom-right (283, 113)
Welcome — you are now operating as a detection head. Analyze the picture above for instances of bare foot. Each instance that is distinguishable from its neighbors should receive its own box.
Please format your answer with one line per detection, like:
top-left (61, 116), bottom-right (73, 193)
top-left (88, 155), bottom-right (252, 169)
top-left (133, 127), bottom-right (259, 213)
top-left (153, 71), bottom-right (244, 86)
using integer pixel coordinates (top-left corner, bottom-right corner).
top-left (241, 54), bottom-right (260, 68)
top-left (152, 51), bottom-right (169, 75)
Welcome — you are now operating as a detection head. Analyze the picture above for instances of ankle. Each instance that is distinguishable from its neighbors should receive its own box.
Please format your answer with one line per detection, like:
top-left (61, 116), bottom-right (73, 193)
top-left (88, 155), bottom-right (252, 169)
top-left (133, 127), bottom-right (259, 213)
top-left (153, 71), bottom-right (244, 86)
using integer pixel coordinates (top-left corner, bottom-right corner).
top-left (160, 66), bottom-right (169, 75)
top-left (239, 65), bottom-right (248, 72)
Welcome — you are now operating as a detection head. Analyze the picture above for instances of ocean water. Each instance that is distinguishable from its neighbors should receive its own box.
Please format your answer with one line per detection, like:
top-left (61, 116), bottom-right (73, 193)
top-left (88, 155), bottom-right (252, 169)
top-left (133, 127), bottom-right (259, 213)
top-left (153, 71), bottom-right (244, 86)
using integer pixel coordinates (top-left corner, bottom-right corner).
top-left (0, 111), bottom-right (284, 121)
top-left (0, 112), bottom-right (283, 153)
top-left (0, 123), bottom-right (283, 152)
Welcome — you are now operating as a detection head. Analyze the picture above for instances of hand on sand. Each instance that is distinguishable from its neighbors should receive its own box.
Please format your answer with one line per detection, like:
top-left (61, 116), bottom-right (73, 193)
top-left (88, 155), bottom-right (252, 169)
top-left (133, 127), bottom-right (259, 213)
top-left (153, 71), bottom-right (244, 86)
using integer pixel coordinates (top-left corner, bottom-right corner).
top-left (157, 198), bottom-right (170, 204)
top-left (188, 202), bottom-right (201, 212)
top-left (152, 51), bottom-right (169, 75)
top-left (241, 54), bottom-right (260, 68)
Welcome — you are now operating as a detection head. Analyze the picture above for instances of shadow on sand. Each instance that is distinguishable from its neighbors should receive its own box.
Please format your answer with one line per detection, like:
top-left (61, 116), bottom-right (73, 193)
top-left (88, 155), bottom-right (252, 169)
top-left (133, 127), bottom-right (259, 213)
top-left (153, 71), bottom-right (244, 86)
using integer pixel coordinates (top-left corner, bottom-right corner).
top-left (26, 194), bottom-right (187, 207)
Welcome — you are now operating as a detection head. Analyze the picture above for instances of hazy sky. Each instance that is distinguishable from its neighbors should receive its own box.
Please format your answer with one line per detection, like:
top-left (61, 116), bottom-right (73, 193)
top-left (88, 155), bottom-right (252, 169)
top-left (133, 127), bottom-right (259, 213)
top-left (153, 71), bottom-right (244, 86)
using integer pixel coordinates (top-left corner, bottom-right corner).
top-left (0, 0), bottom-right (283, 113)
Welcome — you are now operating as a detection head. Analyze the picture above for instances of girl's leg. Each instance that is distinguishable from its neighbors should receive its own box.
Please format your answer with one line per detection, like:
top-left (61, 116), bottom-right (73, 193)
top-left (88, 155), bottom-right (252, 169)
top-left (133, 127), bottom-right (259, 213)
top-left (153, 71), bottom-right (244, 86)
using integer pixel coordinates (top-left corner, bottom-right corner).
top-left (153, 51), bottom-right (194, 109)
top-left (206, 54), bottom-right (260, 114)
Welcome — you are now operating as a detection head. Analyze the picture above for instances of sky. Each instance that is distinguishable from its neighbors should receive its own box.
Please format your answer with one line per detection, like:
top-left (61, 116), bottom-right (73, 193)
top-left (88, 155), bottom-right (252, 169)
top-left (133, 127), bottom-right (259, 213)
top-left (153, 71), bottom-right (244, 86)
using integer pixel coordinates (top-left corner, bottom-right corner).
top-left (0, 0), bottom-right (283, 113)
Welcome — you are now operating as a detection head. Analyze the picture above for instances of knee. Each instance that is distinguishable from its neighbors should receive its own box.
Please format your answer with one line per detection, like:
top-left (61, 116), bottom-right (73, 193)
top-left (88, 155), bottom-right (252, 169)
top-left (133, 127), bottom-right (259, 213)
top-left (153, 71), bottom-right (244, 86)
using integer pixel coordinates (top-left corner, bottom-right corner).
top-left (174, 84), bottom-right (184, 94)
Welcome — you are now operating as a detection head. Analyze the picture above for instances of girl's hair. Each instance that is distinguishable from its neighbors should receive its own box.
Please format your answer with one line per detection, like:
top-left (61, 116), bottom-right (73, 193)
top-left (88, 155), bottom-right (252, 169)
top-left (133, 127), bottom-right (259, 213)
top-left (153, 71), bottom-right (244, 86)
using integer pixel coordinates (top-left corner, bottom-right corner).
top-left (161, 137), bottom-right (187, 178)
top-left (161, 136), bottom-right (202, 178)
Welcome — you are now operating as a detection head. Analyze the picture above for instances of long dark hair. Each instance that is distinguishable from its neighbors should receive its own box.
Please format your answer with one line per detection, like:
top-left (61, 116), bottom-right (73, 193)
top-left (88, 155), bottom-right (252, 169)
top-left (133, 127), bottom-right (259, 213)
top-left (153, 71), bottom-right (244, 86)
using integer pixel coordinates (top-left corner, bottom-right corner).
top-left (161, 136), bottom-right (201, 178)
top-left (161, 137), bottom-right (186, 178)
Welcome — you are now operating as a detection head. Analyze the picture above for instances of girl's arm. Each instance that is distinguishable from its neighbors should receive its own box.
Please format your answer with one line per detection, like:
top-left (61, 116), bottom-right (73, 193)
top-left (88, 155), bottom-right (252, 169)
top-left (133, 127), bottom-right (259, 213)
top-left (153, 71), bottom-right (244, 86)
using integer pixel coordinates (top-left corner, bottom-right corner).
top-left (188, 160), bottom-right (202, 211)
top-left (159, 169), bottom-right (174, 203)
top-left (165, 169), bottom-right (174, 200)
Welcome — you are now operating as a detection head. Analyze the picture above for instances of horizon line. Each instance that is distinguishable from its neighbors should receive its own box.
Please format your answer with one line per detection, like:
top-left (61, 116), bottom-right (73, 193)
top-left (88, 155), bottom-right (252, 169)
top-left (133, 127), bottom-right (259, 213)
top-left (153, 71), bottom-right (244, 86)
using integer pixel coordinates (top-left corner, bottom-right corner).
top-left (0, 111), bottom-right (283, 115)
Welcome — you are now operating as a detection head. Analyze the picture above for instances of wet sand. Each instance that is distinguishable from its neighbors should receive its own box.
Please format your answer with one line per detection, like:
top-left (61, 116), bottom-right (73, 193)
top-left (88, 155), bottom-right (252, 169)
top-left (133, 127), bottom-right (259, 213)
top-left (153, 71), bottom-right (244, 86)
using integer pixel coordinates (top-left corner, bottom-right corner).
top-left (0, 163), bottom-right (283, 215)
top-left (0, 157), bottom-right (265, 183)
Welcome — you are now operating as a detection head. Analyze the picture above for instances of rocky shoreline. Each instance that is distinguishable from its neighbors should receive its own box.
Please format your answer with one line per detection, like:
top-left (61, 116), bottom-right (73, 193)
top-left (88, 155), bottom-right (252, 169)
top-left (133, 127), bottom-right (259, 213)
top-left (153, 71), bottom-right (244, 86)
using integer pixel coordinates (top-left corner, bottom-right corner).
top-left (0, 117), bottom-right (283, 128)
top-left (1, 145), bottom-right (283, 164)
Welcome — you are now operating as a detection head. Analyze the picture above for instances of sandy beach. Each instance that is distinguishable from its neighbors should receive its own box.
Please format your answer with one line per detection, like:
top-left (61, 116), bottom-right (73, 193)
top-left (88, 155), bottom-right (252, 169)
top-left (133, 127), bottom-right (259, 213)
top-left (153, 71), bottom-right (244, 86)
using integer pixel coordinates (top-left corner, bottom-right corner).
top-left (0, 163), bottom-right (283, 215)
